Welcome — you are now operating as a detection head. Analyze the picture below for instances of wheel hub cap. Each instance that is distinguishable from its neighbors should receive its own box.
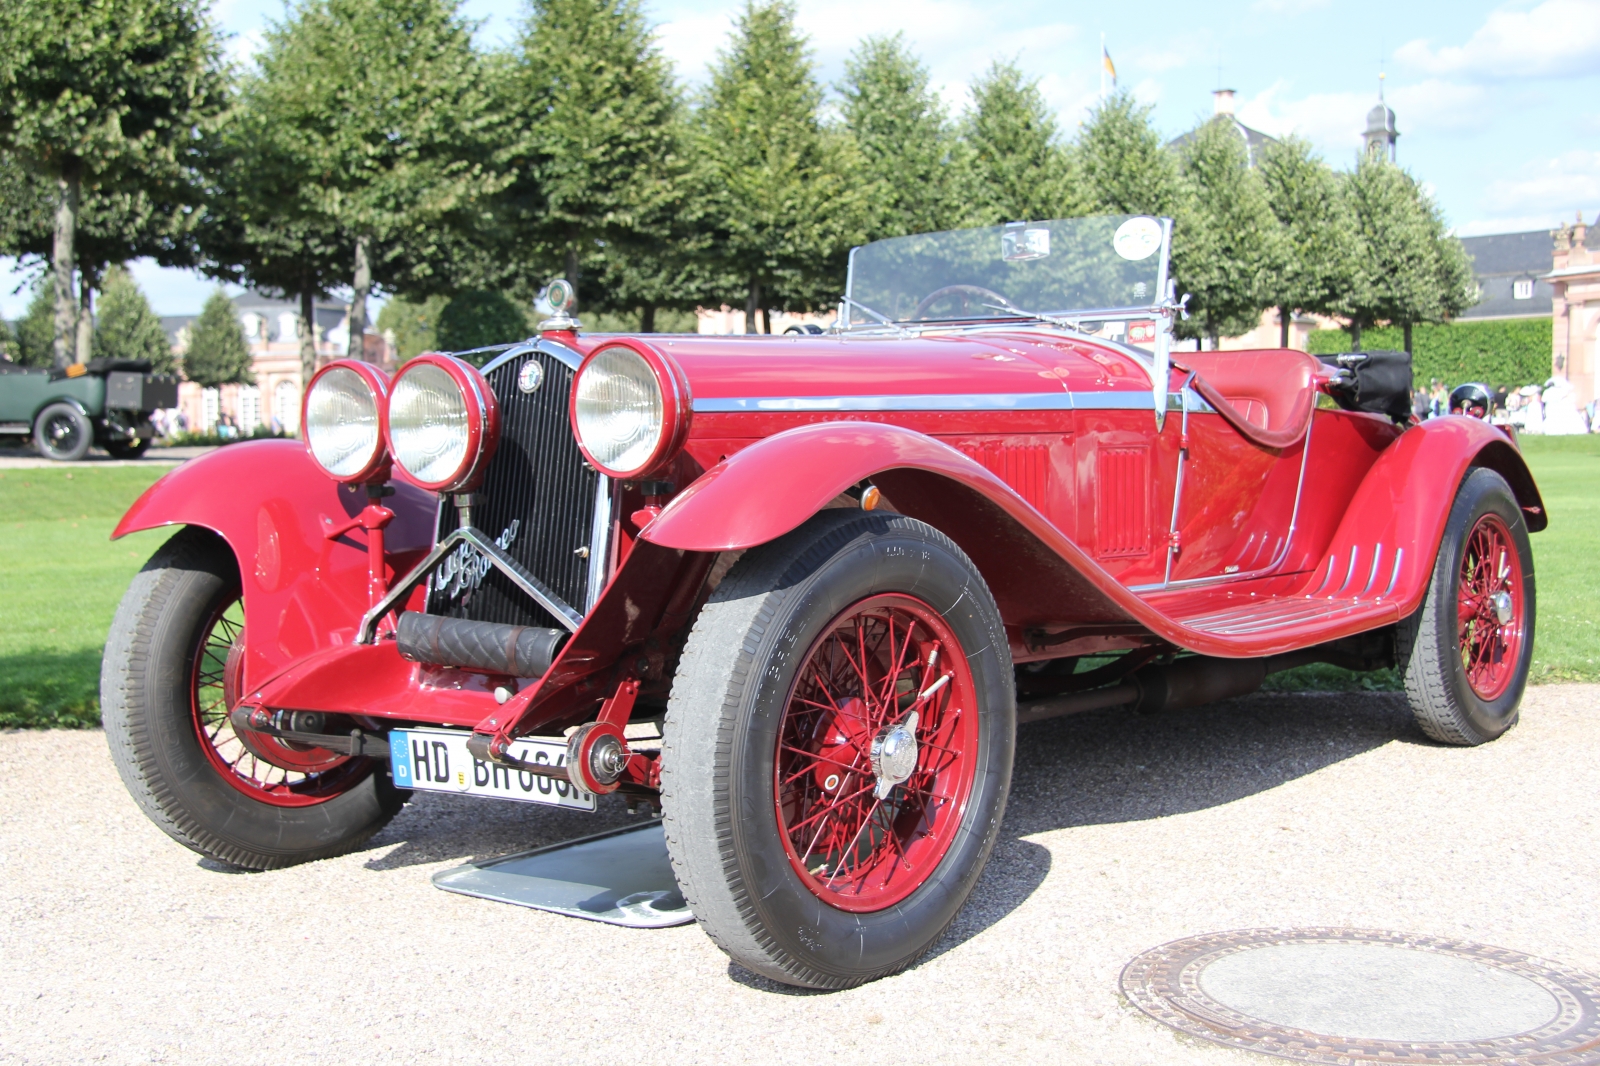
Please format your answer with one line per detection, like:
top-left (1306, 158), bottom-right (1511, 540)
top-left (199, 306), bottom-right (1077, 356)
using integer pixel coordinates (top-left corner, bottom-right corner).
top-left (1490, 590), bottom-right (1514, 625)
top-left (870, 710), bottom-right (918, 799)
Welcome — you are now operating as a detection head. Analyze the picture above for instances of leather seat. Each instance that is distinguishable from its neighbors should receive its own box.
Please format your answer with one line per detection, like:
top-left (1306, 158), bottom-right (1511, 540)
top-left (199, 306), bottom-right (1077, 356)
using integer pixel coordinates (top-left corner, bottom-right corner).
top-left (1176, 349), bottom-right (1321, 450)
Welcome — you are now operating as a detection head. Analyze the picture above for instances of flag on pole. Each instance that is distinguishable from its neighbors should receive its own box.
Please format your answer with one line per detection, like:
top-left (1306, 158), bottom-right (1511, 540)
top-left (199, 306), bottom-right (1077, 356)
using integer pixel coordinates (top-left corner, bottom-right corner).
top-left (1102, 44), bottom-right (1117, 87)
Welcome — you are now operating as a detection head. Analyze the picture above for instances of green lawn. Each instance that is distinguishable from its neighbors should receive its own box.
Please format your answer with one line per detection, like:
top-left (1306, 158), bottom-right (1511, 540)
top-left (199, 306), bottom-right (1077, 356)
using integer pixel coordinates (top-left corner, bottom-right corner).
top-left (1, 435), bottom-right (1595, 728)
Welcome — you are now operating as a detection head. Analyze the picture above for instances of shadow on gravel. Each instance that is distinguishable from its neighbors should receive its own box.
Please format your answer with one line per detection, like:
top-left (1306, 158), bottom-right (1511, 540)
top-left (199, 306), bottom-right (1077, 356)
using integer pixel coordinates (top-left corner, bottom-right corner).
top-left (353, 690), bottom-right (1416, 991)
top-left (362, 790), bottom-right (646, 871)
top-left (1001, 690), bottom-right (1414, 837)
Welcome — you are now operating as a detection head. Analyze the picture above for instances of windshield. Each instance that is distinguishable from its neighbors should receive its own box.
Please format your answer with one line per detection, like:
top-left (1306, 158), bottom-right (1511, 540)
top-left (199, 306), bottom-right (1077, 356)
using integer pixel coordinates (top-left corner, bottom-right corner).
top-left (843, 214), bottom-right (1170, 327)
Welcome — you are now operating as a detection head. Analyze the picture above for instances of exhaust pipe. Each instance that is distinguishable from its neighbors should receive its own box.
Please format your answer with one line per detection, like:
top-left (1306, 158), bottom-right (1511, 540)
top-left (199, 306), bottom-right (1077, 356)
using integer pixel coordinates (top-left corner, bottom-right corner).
top-left (395, 611), bottom-right (567, 678)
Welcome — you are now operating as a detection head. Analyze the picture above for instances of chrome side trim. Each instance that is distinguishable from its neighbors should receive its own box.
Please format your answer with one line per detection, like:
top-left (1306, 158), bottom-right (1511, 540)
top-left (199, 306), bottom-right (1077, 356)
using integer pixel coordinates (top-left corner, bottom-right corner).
top-left (358, 525), bottom-right (585, 643)
top-left (690, 389), bottom-right (1212, 414)
top-left (585, 477), bottom-right (613, 611)
top-left (1361, 544), bottom-right (1384, 596)
top-left (1382, 548), bottom-right (1404, 599)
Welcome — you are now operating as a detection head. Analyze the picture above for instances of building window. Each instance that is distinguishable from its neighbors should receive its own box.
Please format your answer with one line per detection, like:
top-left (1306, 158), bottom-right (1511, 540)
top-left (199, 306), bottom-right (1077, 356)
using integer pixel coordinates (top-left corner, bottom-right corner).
top-left (202, 387), bottom-right (220, 431)
top-left (273, 380), bottom-right (299, 433)
top-left (1513, 279), bottom-right (1534, 300)
top-left (239, 385), bottom-right (262, 432)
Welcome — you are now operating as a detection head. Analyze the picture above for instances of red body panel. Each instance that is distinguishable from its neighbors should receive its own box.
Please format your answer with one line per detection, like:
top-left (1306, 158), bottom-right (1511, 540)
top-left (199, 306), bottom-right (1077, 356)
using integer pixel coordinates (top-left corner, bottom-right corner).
top-left (113, 440), bottom-right (438, 696)
top-left (112, 333), bottom-right (1545, 731)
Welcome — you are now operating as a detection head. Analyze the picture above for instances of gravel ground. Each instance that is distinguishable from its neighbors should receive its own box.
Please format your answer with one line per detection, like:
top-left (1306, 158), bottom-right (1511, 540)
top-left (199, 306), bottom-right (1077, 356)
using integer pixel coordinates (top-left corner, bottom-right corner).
top-left (2, 685), bottom-right (1596, 1066)
top-left (0, 446), bottom-right (213, 469)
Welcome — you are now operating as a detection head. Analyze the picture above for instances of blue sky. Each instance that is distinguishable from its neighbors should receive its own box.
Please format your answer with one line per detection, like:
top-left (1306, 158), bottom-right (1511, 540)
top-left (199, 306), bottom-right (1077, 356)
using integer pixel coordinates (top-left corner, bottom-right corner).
top-left (4, 0), bottom-right (1597, 317)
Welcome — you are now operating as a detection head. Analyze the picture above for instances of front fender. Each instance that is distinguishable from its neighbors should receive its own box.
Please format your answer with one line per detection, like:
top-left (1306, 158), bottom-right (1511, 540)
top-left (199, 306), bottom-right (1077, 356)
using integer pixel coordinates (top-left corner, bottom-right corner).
top-left (114, 439), bottom-right (438, 693)
top-left (1319, 417), bottom-right (1544, 619)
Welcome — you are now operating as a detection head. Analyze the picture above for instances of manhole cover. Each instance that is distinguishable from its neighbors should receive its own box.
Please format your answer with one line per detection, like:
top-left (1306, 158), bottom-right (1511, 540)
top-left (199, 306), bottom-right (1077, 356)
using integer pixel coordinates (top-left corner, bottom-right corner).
top-left (1120, 929), bottom-right (1600, 1064)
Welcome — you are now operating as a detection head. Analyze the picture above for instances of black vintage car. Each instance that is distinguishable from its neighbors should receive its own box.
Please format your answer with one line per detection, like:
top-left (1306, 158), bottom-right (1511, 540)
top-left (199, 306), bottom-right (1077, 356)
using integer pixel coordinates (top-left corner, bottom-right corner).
top-left (0, 358), bottom-right (178, 460)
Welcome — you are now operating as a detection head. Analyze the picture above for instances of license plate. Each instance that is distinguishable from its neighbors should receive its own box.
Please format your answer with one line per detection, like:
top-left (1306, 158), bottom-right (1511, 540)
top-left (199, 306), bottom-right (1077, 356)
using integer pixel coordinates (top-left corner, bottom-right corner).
top-left (389, 728), bottom-right (596, 811)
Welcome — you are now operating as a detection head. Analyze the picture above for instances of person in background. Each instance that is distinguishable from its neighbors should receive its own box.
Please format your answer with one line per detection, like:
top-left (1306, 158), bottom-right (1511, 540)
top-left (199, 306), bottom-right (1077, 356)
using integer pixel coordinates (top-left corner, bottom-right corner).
top-left (1430, 381), bottom-right (1448, 418)
top-left (1412, 382), bottom-right (1431, 422)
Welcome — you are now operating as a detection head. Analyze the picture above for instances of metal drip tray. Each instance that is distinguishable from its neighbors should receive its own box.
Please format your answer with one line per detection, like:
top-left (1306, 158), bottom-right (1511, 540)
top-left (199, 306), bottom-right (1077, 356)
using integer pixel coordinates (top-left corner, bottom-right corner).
top-left (432, 821), bottom-right (693, 929)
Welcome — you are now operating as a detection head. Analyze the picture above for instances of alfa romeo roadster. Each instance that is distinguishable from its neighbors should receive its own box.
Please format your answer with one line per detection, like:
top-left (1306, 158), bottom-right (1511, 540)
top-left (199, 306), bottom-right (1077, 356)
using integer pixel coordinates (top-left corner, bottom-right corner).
top-left (102, 215), bottom-right (1542, 989)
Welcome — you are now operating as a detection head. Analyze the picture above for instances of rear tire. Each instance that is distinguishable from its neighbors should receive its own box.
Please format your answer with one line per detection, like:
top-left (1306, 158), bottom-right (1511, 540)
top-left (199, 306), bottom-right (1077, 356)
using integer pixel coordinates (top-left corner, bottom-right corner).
top-left (660, 510), bottom-right (1014, 989)
top-left (1397, 468), bottom-right (1535, 745)
top-left (34, 402), bottom-right (92, 461)
top-left (102, 527), bottom-right (405, 870)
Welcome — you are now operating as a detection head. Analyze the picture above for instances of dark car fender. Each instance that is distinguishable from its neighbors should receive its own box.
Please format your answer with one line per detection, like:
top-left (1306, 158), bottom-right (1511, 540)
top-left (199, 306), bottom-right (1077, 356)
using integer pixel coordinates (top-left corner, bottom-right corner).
top-left (113, 439), bottom-right (438, 693)
top-left (1312, 416), bottom-right (1545, 620)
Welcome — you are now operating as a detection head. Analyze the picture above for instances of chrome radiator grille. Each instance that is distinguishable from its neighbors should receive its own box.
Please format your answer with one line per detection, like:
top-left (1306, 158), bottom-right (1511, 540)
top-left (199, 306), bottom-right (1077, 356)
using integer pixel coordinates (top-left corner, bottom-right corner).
top-left (425, 344), bottom-right (604, 630)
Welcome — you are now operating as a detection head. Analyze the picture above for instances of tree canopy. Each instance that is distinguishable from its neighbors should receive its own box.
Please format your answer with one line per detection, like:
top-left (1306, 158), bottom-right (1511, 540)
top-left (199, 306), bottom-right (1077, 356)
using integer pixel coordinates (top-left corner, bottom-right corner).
top-left (0, 0), bottom-right (225, 366)
top-left (183, 290), bottom-right (254, 387)
top-left (962, 61), bottom-right (1073, 224)
top-left (93, 266), bottom-right (175, 372)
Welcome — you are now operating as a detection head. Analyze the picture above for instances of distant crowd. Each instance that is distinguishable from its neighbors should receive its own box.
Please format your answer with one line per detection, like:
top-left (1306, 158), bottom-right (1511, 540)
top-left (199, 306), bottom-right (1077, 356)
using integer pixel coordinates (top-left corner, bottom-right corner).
top-left (1415, 377), bottom-right (1595, 435)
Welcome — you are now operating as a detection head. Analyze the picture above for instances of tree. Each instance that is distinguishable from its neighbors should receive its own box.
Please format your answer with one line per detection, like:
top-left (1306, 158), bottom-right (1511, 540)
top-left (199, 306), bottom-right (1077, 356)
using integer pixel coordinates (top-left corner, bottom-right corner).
top-left (376, 294), bottom-right (448, 363)
top-left (696, 0), bottom-right (864, 331)
top-left (1074, 91), bottom-right (1181, 217)
top-left (1172, 117), bottom-right (1281, 347)
top-left (13, 279), bottom-right (56, 367)
top-left (961, 61), bottom-right (1074, 224)
top-left (499, 0), bottom-right (688, 317)
top-left (245, 0), bottom-right (498, 357)
top-left (1342, 156), bottom-right (1472, 353)
top-left (0, 0), bottom-right (226, 367)
top-left (1258, 137), bottom-right (1359, 347)
top-left (841, 34), bottom-right (968, 238)
top-left (183, 290), bottom-right (254, 388)
top-left (0, 151), bottom-right (206, 364)
top-left (92, 266), bottom-right (176, 372)
top-left (435, 290), bottom-right (529, 357)
top-left (0, 316), bottom-right (13, 363)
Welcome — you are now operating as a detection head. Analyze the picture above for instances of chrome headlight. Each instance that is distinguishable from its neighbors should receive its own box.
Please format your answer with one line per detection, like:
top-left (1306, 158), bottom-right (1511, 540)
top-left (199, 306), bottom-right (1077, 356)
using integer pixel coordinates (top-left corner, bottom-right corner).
top-left (573, 346), bottom-right (670, 477)
top-left (303, 361), bottom-right (387, 482)
top-left (385, 355), bottom-right (498, 492)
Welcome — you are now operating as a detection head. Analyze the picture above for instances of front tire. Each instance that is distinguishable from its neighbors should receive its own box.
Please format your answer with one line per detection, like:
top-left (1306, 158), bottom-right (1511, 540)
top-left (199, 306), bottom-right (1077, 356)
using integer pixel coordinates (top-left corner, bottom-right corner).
top-left (1397, 468), bottom-right (1536, 745)
top-left (102, 527), bottom-right (405, 870)
top-left (660, 510), bottom-right (1014, 989)
top-left (34, 402), bottom-right (92, 461)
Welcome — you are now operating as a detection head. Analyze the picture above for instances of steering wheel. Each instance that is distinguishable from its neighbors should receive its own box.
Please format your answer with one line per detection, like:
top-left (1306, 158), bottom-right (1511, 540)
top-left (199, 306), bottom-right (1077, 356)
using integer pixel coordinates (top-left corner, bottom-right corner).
top-left (910, 284), bottom-right (1020, 322)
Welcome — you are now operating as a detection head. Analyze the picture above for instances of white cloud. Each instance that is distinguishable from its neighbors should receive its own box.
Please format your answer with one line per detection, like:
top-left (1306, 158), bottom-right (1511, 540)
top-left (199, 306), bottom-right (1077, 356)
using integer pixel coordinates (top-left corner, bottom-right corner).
top-left (1480, 149), bottom-right (1600, 220)
top-left (1233, 78), bottom-right (1491, 159)
top-left (1395, 0), bottom-right (1600, 80)
top-left (1455, 214), bottom-right (1571, 236)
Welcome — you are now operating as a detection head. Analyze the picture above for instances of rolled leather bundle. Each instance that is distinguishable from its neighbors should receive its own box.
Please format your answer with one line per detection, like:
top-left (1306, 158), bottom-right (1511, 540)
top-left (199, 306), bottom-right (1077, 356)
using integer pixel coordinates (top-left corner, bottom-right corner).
top-left (395, 611), bottom-right (566, 678)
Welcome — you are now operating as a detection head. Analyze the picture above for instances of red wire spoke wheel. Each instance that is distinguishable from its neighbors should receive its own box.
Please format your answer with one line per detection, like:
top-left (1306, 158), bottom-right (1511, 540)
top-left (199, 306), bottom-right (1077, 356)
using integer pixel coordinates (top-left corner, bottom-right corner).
top-left (190, 595), bottom-right (368, 807)
top-left (774, 594), bottom-right (979, 911)
top-left (662, 510), bottom-right (1014, 989)
top-left (1400, 468), bottom-right (1536, 746)
top-left (103, 528), bottom-right (406, 870)
top-left (1456, 513), bottom-right (1526, 701)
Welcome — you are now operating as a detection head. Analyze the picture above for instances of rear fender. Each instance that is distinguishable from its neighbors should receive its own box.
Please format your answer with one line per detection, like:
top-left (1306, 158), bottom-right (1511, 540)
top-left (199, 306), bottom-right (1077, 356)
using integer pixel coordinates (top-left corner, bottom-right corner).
top-left (1314, 417), bottom-right (1545, 617)
top-left (113, 439), bottom-right (438, 693)
top-left (642, 422), bottom-right (1139, 632)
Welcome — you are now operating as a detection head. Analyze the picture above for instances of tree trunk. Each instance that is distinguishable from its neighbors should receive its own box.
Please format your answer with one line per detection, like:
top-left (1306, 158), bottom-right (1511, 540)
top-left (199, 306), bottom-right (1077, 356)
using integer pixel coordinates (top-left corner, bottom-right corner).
top-left (745, 278), bottom-right (761, 335)
top-left (52, 166), bottom-right (80, 370)
top-left (1402, 321), bottom-right (1413, 356)
top-left (763, 305), bottom-right (773, 334)
top-left (1350, 322), bottom-right (1362, 352)
top-left (565, 246), bottom-right (581, 313)
top-left (1278, 306), bottom-right (1291, 349)
top-left (640, 304), bottom-right (656, 334)
top-left (1206, 327), bottom-right (1219, 351)
top-left (76, 267), bottom-right (97, 365)
top-left (298, 285), bottom-right (318, 398)
top-left (347, 236), bottom-right (371, 359)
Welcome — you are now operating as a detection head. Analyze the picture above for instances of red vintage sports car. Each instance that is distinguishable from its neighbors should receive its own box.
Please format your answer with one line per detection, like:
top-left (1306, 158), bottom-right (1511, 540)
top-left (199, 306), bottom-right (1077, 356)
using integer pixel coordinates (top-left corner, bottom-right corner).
top-left (103, 215), bottom-right (1542, 989)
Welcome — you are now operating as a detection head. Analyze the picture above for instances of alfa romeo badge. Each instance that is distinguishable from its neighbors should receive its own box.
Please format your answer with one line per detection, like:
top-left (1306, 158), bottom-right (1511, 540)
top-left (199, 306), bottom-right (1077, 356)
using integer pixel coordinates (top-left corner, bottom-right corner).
top-left (518, 360), bottom-right (544, 393)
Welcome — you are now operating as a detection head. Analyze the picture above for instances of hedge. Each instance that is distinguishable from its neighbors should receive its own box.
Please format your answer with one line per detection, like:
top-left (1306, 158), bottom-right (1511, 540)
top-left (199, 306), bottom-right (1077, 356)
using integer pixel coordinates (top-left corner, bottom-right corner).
top-left (1306, 318), bottom-right (1553, 389)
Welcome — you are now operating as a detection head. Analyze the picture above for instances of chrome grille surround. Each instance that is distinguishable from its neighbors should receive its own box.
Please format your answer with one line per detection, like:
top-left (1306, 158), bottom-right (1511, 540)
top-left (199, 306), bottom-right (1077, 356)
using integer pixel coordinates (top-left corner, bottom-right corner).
top-left (425, 339), bottom-right (609, 629)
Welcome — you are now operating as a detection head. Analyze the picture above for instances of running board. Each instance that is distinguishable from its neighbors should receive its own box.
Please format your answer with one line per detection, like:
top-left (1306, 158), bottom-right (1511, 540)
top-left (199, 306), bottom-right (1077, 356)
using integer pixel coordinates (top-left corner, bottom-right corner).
top-left (431, 821), bottom-right (693, 928)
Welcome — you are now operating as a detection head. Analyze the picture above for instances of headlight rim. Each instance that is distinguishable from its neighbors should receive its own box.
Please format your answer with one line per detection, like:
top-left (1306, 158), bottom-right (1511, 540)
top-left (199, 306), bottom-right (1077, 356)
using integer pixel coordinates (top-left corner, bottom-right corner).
top-left (569, 341), bottom-right (690, 480)
top-left (301, 358), bottom-right (391, 484)
top-left (383, 353), bottom-right (500, 494)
